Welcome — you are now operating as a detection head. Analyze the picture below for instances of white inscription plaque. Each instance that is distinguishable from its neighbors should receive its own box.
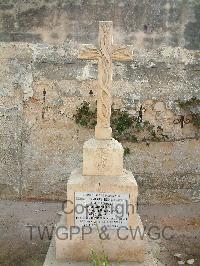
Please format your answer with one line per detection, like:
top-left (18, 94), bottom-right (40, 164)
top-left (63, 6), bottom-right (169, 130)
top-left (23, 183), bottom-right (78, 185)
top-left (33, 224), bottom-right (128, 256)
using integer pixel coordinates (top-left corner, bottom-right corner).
top-left (75, 192), bottom-right (129, 229)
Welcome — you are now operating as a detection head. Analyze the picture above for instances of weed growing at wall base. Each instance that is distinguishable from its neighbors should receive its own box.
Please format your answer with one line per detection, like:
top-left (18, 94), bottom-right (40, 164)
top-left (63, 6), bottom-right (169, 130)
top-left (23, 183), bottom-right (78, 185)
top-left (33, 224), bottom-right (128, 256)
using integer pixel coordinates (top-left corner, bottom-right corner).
top-left (74, 101), bottom-right (169, 149)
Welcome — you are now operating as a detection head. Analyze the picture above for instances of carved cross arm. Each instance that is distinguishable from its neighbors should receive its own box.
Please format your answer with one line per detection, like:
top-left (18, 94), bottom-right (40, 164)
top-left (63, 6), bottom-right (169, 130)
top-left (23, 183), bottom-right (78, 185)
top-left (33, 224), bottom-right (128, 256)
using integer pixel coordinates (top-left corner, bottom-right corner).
top-left (112, 45), bottom-right (133, 61)
top-left (78, 44), bottom-right (100, 60)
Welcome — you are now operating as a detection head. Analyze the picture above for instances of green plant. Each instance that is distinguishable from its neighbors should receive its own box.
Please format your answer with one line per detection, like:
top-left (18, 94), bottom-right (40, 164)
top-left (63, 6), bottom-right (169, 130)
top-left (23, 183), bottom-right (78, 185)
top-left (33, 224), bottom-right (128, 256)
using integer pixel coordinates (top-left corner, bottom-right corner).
top-left (74, 101), bottom-right (96, 128)
top-left (124, 147), bottom-right (130, 156)
top-left (91, 249), bottom-right (109, 266)
top-left (111, 108), bottom-right (133, 135)
top-left (176, 97), bottom-right (200, 128)
top-left (90, 221), bottom-right (110, 266)
top-left (176, 97), bottom-right (200, 108)
top-left (193, 113), bottom-right (200, 127)
top-left (128, 135), bottom-right (138, 143)
top-left (74, 101), bottom-right (169, 142)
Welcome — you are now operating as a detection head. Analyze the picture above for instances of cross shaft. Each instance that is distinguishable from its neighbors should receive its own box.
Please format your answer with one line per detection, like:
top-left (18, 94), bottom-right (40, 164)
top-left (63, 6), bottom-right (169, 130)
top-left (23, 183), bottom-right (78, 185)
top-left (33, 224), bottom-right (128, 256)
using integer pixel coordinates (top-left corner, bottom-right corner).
top-left (79, 21), bottom-right (133, 140)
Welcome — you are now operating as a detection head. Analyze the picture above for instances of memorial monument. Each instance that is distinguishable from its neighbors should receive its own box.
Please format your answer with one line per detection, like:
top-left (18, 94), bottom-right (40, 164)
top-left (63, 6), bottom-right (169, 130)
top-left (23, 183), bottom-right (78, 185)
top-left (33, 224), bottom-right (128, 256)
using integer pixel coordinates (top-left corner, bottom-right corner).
top-left (44, 21), bottom-right (150, 265)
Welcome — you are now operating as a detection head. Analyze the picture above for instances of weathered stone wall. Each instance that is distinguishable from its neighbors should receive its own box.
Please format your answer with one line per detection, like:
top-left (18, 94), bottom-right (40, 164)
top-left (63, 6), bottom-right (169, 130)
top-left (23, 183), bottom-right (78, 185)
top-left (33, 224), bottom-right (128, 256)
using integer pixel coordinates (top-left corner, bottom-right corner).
top-left (0, 0), bottom-right (200, 50)
top-left (0, 0), bottom-right (199, 203)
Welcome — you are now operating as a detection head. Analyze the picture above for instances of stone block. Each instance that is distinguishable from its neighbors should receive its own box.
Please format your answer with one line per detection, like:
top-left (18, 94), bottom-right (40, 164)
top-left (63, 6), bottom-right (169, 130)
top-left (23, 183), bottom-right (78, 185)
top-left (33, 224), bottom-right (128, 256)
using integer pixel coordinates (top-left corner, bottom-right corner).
top-left (95, 126), bottom-right (112, 140)
top-left (83, 138), bottom-right (124, 176)
top-left (55, 213), bottom-right (146, 263)
top-left (66, 168), bottom-right (138, 228)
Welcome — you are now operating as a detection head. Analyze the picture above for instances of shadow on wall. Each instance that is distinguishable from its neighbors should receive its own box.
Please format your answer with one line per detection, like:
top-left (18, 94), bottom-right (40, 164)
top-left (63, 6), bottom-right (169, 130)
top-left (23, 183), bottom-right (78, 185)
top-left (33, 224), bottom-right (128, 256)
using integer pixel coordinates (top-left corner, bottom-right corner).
top-left (184, 1), bottom-right (200, 50)
top-left (0, 0), bottom-right (199, 49)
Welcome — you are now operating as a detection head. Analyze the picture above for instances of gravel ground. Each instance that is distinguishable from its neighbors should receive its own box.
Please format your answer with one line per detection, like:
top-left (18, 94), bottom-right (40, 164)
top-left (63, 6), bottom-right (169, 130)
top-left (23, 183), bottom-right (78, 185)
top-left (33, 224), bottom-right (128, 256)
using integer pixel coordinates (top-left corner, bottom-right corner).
top-left (0, 200), bottom-right (199, 266)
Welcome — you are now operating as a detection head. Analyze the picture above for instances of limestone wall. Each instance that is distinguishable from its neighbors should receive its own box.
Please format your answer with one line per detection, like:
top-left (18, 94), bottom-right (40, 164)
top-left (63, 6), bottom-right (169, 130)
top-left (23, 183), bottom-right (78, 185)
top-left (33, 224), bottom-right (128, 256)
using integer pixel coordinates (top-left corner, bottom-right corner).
top-left (0, 0), bottom-right (199, 203)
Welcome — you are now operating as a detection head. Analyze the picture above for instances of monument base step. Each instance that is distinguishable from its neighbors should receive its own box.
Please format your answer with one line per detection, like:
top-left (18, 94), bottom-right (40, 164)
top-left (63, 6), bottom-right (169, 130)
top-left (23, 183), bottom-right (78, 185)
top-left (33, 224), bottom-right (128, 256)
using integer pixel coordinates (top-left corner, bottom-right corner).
top-left (43, 214), bottom-right (160, 266)
top-left (43, 236), bottom-right (159, 266)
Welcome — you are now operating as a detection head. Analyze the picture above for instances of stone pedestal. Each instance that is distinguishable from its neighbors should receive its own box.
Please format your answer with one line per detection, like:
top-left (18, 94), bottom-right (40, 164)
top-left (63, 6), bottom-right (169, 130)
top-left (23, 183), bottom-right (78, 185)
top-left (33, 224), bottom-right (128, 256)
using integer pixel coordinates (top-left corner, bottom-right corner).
top-left (95, 126), bottom-right (112, 140)
top-left (52, 138), bottom-right (146, 263)
top-left (66, 168), bottom-right (138, 228)
top-left (83, 138), bottom-right (123, 176)
top-left (44, 225), bottom-right (159, 266)
top-left (55, 213), bottom-right (146, 262)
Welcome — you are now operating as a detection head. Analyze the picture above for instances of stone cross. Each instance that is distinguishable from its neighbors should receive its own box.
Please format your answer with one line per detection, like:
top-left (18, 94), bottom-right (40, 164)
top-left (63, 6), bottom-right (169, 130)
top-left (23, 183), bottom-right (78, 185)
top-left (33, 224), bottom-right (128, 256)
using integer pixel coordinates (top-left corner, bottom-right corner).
top-left (79, 21), bottom-right (133, 140)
